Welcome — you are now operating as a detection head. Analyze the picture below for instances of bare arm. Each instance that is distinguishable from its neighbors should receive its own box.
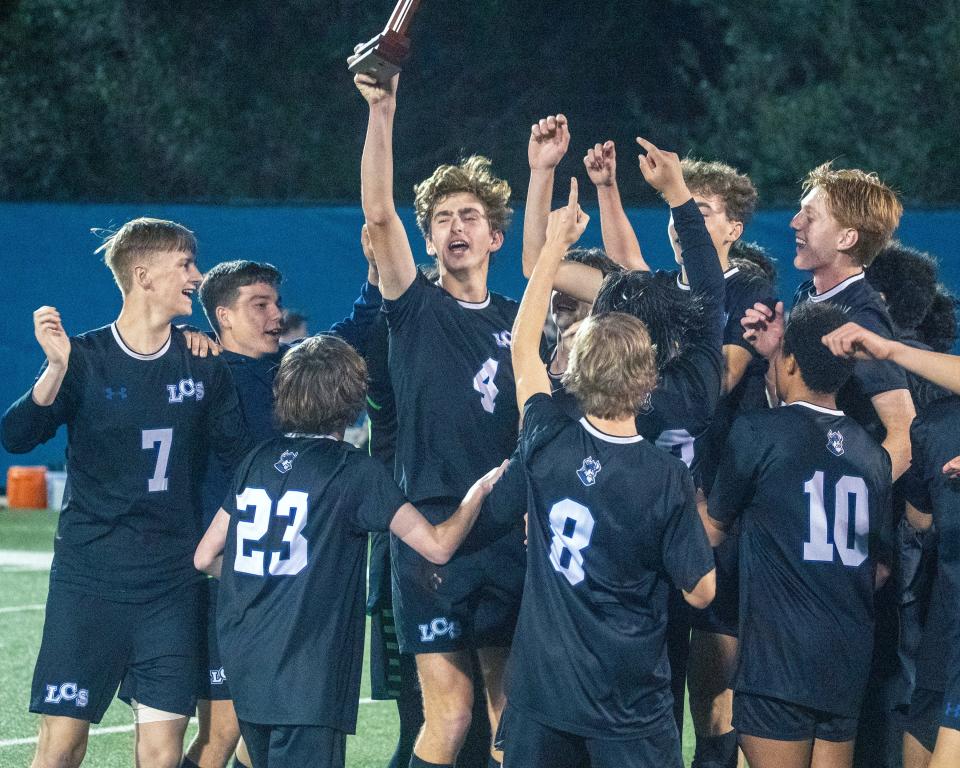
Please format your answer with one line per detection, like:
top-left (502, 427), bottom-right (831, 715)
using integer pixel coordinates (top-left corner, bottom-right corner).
top-left (521, 115), bottom-right (570, 277)
top-left (872, 388), bottom-right (915, 481)
top-left (195, 508), bottom-right (230, 578)
top-left (584, 141), bottom-right (648, 270)
top-left (514, 179), bottom-right (590, 411)
top-left (723, 344), bottom-right (753, 395)
top-left (683, 568), bottom-right (717, 609)
top-left (390, 461), bottom-right (507, 564)
top-left (355, 73), bottom-right (416, 299)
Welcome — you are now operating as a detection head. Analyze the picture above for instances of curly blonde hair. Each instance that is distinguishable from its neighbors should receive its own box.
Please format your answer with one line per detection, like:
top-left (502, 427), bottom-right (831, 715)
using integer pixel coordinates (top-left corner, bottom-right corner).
top-left (413, 155), bottom-right (512, 237)
top-left (803, 162), bottom-right (902, 267)
top-left (681, 158), bottom-right (758, 224)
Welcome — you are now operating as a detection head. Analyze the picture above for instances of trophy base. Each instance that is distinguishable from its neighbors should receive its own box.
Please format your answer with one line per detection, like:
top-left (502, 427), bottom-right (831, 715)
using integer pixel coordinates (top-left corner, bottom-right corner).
top-left (348, 47), bottom-right (402, 81)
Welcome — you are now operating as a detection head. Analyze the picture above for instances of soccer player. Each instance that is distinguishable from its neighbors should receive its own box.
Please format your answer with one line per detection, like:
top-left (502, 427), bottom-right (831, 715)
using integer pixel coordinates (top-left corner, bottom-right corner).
top-left (492, 173), bottom-right (715, 768)
top-left (354, 69), bottom-right (525, 768)
top-left (193, 335), bottom-right (505, 768)
top-left (706, 301), bottom-right (895, 768)
top-left (1, 218), bottom-right (253, 768)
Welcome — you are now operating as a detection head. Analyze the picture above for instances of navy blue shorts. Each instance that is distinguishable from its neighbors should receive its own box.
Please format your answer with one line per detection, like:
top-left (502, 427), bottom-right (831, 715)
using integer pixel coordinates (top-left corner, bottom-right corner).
top-left (392, 501), bottom-right (525, 654)
top-left (30, 581), bottom-right (201, 723)
top-left (733, 691), bottom-right (858, 743)
top-left (238, 720), bottom-right (345, 768)
top-left (689, 534), bottom-right (738, 637)
top-left (196, 578), bottom-right (231, 701)
top-left (906, 687), bottom-right (942, 753)
top-left (498, 703), bottom-right (683, 768)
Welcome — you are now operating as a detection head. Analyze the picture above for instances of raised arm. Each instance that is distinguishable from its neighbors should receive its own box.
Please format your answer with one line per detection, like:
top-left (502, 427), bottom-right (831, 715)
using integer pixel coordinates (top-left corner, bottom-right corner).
top-left (584, 141), bottom-right (648, 270)
top-left (354, 72), bottom-right (416, 299)
top-left (514, 178), bottom-right (590, 411)
top-left (521, 114), bottom-right (570, 277)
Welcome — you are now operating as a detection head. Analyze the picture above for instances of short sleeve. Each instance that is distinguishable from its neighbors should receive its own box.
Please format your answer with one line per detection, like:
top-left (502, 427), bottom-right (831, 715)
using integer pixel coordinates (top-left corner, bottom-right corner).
top-left (220, 448), bottom-right (262, 516)
top-left (382, 271), bottom-right (432, 333)
top-left (519, 393), bottom-right (570, 465)
top-left (708, 416), bottom-right (762, 527)
top-left (660, 465), bottom-right (714, 591)
top-left (350, 457), bottom-right (408, 533)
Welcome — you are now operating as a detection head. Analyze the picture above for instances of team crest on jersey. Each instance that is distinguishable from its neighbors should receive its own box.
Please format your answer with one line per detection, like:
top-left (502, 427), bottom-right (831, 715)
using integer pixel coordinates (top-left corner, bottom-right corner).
top-left (491, 330), bottom-right (512, 348)
top-left (417, 617), bottom-right (461, 643)
top-left (827, 429), bottom-right (845, 457)
top-left (274, 450), bottom-right (299, 474)
top-left (44, 682), bottom-right (89, 708)
top-left (166, 378), bottom-right (205, 403)
top-left (577, 456), bottom-right (602, 486)
top-left (209, 667), bottom-right (227, 685)
top-left (637, 391), bottom-right (653, 415)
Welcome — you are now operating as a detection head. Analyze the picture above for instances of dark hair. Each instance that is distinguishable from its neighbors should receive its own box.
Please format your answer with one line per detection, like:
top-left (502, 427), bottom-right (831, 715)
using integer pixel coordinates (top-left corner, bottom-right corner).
top-left (916, 285), bottom-right (958, 353)
top-left (199, 260), bottom-right (282, 334)
top-left (730, 240), bottom-right (778, 284)
top-left (782, 302), bottom-right (854, 394)
top-left (865, 241), bottom-right (938, 331)
top-left (592, 269), bottom-right (706, 372)
top-left (273, 335), bottom-right (367, 436)
top-left (565, 247), bottom-right (622, 277)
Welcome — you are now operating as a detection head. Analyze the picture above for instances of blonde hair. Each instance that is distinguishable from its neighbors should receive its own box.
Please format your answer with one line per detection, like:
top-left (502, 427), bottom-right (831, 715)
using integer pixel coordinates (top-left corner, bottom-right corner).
top-left (413, 155), bottom-right (512, 238)
top-left (681, 158), bottom-right (758, 224)
top-left (94, 217), bottom-right (196, 293)
top-left (803, 163), bottom-right (902, 267)
top-left (563, 313), bottom-right (657, 420)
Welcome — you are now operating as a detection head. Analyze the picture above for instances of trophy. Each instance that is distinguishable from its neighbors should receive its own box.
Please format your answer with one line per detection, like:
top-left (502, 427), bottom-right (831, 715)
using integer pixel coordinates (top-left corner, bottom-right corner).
top-left (348, 0), bottom-right (422, 81)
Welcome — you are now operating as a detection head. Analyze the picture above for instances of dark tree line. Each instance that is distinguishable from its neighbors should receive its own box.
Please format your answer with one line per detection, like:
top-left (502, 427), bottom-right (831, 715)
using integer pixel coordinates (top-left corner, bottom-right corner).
top-left (1, 0), bottom-right (957, 206)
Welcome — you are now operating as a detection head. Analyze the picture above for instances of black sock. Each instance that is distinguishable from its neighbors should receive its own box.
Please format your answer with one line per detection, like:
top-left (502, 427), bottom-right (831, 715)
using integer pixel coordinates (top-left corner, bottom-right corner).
top-left (410, 756), bottom-right (453, 768)
top-left (180, 759), bottom-right (201, 768)
top-left (232, 757), bottom-right (251, 768)
top-left (691, 730), bottom-right (739, 768)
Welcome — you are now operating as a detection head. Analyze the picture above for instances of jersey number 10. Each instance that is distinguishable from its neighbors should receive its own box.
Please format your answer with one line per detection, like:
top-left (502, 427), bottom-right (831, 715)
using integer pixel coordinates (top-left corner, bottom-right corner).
top-left (803, 471), bottom-right (869, 567)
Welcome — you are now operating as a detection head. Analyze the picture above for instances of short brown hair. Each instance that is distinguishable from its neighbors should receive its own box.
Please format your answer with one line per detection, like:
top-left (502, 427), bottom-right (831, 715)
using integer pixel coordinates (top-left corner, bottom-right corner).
top-left (563, 313), bottom-right (657, 420)
top-left (681, 158), bottom-right (758, 224)
top-left (94, 217), bottom-right (197, 293)
top-left (273, 335), bottom-right (367, 436)
top-left (802, 162), bottom-right (903, 267)
top-left (413, 155), bottom-right (512, 237)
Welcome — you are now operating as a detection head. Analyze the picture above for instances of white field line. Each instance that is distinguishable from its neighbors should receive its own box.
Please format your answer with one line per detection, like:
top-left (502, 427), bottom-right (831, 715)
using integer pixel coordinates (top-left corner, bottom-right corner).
top-left (0, 700), bottom-right (381, 748)
top-left (0, 550), bottom-right (53, 570)
top-left (0, 603), bottom-right (44, 614)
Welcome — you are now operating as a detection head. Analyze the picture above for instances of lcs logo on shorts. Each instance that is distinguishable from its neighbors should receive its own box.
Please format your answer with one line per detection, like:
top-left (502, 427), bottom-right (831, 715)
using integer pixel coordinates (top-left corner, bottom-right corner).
top-left (827, 429), bottom-right (845, 457)
top-left (492, 330), bottom-right (512, 348)
top-left (274, 450), bottom-right (299, 474)
top-left (166, 378), bottom-right (205, 403)
top-left (577, 456), bottom-right (601, 487)
top-left (209, 667), bottom-right (227, 685)
top-left (44, 682), bottom-right (89, 708)
top-left (418, 617), bottom-right (461, 643)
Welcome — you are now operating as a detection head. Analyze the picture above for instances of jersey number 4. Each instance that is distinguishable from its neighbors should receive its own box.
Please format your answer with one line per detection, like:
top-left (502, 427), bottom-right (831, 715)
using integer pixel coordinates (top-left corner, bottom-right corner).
top-left (234, 488), bottom-right (309, 577)
top-left (803, 471), bottom-right (869, 567)
top-left (549, 499), bottom-right (595, 586)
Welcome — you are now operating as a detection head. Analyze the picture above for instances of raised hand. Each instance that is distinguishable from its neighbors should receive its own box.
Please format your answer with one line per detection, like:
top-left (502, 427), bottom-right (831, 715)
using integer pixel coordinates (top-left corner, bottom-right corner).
top-left (636, 137), bottom-right (690, 207)
top-left (584, 141), bottom-right (617, 187)
top-left (529, 114), bottom-right (570, 170)
top-left (465, 459), bottom-right (511, 507)
top-left (545, 177), bottom-right (590, 248)
top-left (741, 300), bottom-right (785, 360)
top-left (353, 71), bottom-right (398, 107)
top-left (33, 306), bottom-right (70, 369)
top-left (821, 322), bottom-right (896, 361)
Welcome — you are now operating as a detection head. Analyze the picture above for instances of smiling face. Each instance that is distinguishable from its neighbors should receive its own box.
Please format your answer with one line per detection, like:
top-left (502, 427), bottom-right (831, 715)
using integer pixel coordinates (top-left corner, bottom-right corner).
top-left (551, 290), bottom-right (592, 333)
top-left (668, 193), bottom-right (743, 265)
top-left (790, 187), bottom-right (855, 273)
top-left (426, 192), bottom-right (503, 276)
top-left (142, 249), bottom-right (202, 320)
top-left (217, 281), bottom-right (283, 358)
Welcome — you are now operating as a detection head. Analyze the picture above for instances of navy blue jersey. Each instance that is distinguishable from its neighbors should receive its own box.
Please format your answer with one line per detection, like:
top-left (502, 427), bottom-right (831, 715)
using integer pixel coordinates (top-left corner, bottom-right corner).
top-left (1, 324), bottom-right (252, 601)
top-left (217, 435), bottom-right (406, 729)
top-left (384, 272), bottom-right (520, 504)
top-left (793, 273), bottom-right (909, 441)
top-left (709, 402), bottom-right (894, 717)
top-left (903, 396), bottom-right (960, 701)
top-left (486, 394), bottom-right (713, 738)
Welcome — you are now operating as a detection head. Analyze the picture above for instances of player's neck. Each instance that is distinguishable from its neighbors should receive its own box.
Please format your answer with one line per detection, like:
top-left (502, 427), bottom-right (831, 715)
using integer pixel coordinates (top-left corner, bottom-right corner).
top-left (584, 413), bottom-right (638, 437)
top-left (783, 387), bottom-right (838, 411)
top-left (812, 260), bottom-right (862, 295)
top-left (679, 246), bottom-right (730, 286)
top-left (438, 263), bottom-right (490, 303)
top-left (115, 303), bottom-right (174, 355)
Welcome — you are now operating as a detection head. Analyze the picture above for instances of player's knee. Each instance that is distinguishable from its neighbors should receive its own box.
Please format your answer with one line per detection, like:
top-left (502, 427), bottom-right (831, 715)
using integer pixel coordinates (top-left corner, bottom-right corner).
top-left (136, 740), bottom-right (183, 768)
top-left (33, 741), bottom-right (87, 768)
top-left (425, 705), bottom-right (473, 748)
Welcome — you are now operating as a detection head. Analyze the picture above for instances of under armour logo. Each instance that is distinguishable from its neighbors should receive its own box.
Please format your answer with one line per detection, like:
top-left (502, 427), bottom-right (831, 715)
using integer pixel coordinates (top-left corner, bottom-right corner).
top-left (105, 387), bottom-right (127, 400)
top-left (946, 701), bottom-right (960, 720)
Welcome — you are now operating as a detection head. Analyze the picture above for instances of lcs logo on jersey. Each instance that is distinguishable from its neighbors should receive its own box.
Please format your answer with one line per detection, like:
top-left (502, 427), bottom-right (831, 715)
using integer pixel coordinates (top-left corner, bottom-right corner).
top-left (827, 429), bottom-right (845, 457)
top-left (491, 330), bottom-right (512, 349)
top-left (44, 682), bottom-right (89, 708)
top-left (209, 667), bottom-right (227, 685)
top-left (418, 617), bottom-right (461, 643)
top-left (274, 450), bottom-right (299, 474)
top-left (577, 456), bottom-right (602, 487)
top-left (166, 378), bottom-right (205, 403)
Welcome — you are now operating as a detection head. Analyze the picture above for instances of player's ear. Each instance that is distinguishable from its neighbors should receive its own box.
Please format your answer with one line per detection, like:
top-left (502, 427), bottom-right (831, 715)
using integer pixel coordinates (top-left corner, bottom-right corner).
top-left (425, 235), bottom-right (437, 257)
top-left (729, 219), bottom-right (744, 244)
top-left (784, 352), bottom-right (799, 377)
top-left (488, 229), bottom-right (504, 254)
top-left (837, 227), bottom-right (859, 254)
top-left (133, 264), bottom-right (151, 290)
top-left (216, 305), bottom-right (232, 332)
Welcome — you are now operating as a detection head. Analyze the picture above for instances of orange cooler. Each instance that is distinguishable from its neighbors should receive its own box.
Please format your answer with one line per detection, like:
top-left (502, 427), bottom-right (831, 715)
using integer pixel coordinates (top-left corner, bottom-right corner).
top-left (6, 466), bottom-right (48, 509)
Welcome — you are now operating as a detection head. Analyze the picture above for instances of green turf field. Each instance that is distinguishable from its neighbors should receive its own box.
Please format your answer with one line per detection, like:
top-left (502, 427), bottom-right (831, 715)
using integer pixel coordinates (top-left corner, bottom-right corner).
top-left (0, 508), bottom-right (697, 767)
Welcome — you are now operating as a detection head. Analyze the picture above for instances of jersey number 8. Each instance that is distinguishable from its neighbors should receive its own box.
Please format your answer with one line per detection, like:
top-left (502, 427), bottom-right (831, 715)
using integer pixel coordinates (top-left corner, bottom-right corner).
top-left (234, 488), bottom-right (309, 577)
top-left (548, 499), bottom-right (595, 586)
